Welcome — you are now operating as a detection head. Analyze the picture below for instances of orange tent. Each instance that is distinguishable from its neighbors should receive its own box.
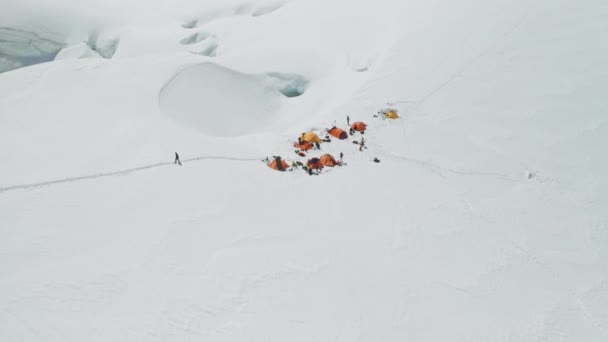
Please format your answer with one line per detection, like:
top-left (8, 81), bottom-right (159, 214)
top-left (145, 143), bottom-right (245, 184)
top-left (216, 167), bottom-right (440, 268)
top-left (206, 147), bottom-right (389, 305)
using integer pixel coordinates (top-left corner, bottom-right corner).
top-left (351, 122), bottom-right (367, 132)
top-left (328, 127), bottom-right (348, 140)
top-left (307, 157), bottom-right (324, 170)
top-left (268, 157), bottom-right (290, 171)
top-left (294, 141), bottom-right (314, 151)
top-left (320, 154), bottom-right (339, 167)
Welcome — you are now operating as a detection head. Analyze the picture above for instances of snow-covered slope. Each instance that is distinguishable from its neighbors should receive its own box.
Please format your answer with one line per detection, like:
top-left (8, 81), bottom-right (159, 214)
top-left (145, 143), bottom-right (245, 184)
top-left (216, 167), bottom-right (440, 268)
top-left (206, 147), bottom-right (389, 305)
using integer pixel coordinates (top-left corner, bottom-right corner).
top-left (1, 0), bottom-right (607, 341)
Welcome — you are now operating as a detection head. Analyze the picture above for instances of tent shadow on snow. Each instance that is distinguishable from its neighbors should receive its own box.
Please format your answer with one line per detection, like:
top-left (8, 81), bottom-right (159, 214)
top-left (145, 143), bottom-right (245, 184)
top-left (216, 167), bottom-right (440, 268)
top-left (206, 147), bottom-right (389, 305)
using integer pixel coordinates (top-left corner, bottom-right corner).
top-left (159, 63), bottom-right (308, 137)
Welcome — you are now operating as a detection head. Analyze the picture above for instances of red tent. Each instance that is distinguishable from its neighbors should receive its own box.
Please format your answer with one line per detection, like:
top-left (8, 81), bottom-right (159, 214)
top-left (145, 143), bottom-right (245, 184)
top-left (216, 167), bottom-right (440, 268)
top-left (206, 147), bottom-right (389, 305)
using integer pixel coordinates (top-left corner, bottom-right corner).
top-left (351, 122), bottom-right (367, 132)
top-left (328, 127), bottom-right (348, 140)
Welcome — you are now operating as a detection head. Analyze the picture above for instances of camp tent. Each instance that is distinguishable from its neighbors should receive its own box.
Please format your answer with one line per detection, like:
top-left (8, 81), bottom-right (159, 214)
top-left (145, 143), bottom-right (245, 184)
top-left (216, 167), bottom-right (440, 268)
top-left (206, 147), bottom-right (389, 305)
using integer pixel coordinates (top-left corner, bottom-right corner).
top-left (351, 122), bottom-right (367, 132)
top-left (307, 157), bottom-right (324, 170)
top-left (293, 141), bottom-right (314, 151)
top-left (301, 132), bottom-right (321, 143)
top-left (320, 154), bottom-right (339, 167)
top-left (386, 111), bottom-right (399, 119)
top-left (268, 157), bottom-right (290, 171)
top-left (328, 127), bottom-right (348, 140)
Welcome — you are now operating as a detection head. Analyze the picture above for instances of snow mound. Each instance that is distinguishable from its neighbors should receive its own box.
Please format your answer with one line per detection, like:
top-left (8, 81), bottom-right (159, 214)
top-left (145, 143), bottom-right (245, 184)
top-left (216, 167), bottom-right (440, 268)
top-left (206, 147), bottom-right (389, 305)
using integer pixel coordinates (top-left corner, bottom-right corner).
top-left (180, 31), bottom-right (217, 56)
top-left (180, 32), bottom-right (210, 45)
top-left (251, 2), bottom-right (284, 17)
top-left (193, 38), bottom-right (219, 57)
top-left (180, 1), bottom-right (285, 29)
top-left (55, 42), bottom-right (100, 60)
top-left (87, 32), bottom-right (119, 59)
top-left (159, 63), bottom-right (308, 137)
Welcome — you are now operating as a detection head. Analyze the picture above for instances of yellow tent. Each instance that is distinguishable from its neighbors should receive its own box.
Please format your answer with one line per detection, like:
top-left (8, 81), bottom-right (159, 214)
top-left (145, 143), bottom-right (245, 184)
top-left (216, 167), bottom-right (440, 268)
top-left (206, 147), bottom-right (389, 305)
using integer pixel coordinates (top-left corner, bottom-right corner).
top-left (386, 111), bottom-right (399, 119)
top-left (301, 132), bottom-right (321, 143)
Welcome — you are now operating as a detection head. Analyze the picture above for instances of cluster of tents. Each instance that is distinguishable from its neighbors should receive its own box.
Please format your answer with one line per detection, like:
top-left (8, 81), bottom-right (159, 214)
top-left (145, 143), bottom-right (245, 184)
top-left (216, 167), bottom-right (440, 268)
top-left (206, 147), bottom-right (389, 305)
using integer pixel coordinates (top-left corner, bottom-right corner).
top-left (268, 154), bottom-right (340, 170)
top-left (267, 108), bottom-right (400, 175)
top-left (267, 130), bottom-right (345, 175)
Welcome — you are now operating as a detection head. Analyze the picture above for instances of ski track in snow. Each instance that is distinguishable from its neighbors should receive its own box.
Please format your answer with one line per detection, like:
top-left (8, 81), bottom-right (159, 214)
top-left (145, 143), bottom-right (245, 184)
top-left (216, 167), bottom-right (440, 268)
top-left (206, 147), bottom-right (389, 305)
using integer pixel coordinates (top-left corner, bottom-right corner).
top-left (393, 11), bottom-right (532, 115)
top-left (0, 150), bottom-right (526, 194)
top-left (381, 152), bottom-right (521, 182)
top-left (0, 155), bottom-right (264, 193)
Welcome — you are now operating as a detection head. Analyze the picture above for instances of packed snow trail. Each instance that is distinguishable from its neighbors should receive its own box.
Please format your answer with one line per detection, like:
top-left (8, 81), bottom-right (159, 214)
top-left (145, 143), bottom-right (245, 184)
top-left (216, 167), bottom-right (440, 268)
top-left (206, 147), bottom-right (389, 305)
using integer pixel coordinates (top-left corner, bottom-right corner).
top-left (379, 152), bottom-right (523, 182)
top-left (0, 155), bottom-right (264, 193)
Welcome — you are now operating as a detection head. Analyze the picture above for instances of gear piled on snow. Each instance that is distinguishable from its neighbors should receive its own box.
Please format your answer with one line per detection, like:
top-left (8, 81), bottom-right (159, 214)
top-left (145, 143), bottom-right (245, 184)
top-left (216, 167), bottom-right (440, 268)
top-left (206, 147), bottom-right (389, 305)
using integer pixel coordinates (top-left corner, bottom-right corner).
top-left (294, 141), bottom-right (314, 151)
top-left (307, 157), bottom-right (324, 172)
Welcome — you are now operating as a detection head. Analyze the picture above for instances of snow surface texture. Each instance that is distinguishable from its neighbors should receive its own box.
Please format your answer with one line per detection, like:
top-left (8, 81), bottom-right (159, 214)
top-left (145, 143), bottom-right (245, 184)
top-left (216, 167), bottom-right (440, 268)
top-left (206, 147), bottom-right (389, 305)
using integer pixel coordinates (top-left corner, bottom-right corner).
top-left (1, 0), bottom-right (608, 341)
top-left (159, 63), bottom-right (308, 136)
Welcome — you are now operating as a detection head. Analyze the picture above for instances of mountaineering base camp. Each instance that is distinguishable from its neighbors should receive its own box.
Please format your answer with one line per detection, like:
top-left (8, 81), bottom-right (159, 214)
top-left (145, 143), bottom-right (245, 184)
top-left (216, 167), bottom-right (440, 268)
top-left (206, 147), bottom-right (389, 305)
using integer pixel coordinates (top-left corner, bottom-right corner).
top-left (1, 0), bottom-right (607, 341)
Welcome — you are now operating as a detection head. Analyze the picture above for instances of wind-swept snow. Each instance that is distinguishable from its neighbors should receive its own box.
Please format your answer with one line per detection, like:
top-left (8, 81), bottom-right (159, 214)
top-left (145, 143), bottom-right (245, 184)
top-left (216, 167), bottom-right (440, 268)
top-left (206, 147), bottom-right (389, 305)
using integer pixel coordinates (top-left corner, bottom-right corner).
top-left (1, 0), bottom-right (607, 341)
top-left (159, 63), bottom-right (308, 136)
top-left (55, 42), bottom-right (99, 60)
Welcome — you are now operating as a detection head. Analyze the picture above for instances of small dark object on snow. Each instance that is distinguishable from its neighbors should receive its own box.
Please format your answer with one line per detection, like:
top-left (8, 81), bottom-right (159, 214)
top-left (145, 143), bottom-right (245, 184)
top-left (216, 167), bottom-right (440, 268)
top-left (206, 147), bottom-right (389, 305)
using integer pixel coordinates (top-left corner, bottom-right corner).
top-left (274, 156), bottom-right (285, 171)
top-left (373, 157), bottom-right (380, 163)
top-left (359, 137), bottom-right (365, 151)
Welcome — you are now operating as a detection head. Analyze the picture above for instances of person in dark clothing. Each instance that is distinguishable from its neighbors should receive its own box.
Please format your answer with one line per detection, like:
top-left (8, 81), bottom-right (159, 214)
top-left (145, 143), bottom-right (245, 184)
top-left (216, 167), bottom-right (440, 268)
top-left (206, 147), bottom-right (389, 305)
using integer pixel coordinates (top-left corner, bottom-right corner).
top-left (339, 152), bottom-right (344, 163)
top-left (359, 137), bottom-right (365, 151)
top-left (347, 115), bottom-right (350, 125)
top-left (174, 152), bottom-right (181, 165)
top-left (275, 156), bottom-right (285, 171)
top-left (315, 142), bottom-right (321, 150)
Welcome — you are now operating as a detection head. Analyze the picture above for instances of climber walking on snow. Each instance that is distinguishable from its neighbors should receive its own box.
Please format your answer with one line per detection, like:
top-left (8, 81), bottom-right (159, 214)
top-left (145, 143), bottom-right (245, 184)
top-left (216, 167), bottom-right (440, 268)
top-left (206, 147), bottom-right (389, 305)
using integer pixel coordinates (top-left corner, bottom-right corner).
top-left (340, 152), bottom-right (344, 163)
top-left (174, 152), bottom-right (181, 165)
top-left (347, 115), bottom-right (350, 126)
top-left (359, 137), bottom-right (365, 151)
